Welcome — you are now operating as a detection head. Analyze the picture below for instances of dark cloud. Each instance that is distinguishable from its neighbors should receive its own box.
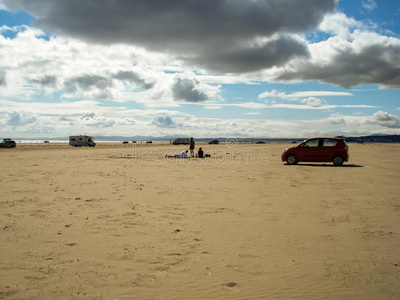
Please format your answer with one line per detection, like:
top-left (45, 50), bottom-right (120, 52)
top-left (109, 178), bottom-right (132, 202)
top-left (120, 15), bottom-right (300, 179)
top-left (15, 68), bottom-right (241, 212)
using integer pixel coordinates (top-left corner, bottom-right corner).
top-left (7, 111), bottom-right (37, 126)
top-left (82, 112), bottom-right (96, 120)
top-left (81, 113), bottom-right (116, 127)
top-left (64, 74), bottom-right (112, 93)
top-left (275, 44), bottom-right (400, 88)
top-left (185, 35), bottom-right (309, 73)
top-left (372, 111), bottom-right (400, 128)
top-left (152, 115), bottom-right (174, 127)
top-left (172, 78), bottom-right (209, 102)
top-left (29, 75), bottom-right (57, 87)
top-left (113, 71), bottom-right (154, 90)
top-left (64, 74), bottom-right (114, 99)
top-left (3, 0), bottom-right (335, 73)
top-left (0, 71), bottom-right (6, 86)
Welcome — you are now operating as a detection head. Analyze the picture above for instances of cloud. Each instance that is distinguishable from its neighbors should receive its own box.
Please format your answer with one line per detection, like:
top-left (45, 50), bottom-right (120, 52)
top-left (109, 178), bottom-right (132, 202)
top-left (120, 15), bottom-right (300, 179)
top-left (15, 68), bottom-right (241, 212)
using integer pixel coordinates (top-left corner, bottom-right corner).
top-left (258, 89), bottom-right (290, 100)
top-left (362, 0), bottom-right (377, 11)
top-left (1, 0), bottom-right (336, 73)
top-left (319, 12), bottom-right (359, 37)
top-left (0, 70), bottom-right (5, 86)
top-left (268, 104), bottom-right (377, 110)
top-left (273, 15), bottom-right (400, 88)
top-left (258, 89), bottom-right (353, 100)
top-left (7, 111), bottom-right (37, 126)
top-left (324, 111), bottom-right (400, 129)
top-left (300, 97), bottom-right (326, 107)
top-left (172, 77), bottom-right (219, 103)
top-left (184, 35), bottom-right (309, 73)
top-left (113, 71), bottom-right (154, 90)
top-left (152, 115), bottom-right (174, 127)
top-left (64, 74), bottom-right (114, 99)
top-left (29, 75), bottom-right (57, 87)
top-left (371, 111), bottom-right (400, 128)
top-left (289, 91), bottom-right (353, 98)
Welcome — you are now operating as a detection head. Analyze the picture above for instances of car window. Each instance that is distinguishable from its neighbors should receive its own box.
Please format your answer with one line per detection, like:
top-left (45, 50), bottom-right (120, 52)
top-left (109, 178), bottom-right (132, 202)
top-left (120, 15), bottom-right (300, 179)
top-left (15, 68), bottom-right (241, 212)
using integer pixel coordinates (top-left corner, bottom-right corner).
top-left (304, 139), bottom-right (319, 147)
top-left (323, 139), bottom-right (338, 147)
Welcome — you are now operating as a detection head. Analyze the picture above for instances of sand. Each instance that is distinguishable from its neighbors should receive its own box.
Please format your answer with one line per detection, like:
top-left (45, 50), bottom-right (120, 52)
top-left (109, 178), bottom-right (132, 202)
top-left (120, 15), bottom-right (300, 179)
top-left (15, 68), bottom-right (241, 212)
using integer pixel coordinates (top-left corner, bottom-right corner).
top-left (0, 142), bottom-right (399, 299)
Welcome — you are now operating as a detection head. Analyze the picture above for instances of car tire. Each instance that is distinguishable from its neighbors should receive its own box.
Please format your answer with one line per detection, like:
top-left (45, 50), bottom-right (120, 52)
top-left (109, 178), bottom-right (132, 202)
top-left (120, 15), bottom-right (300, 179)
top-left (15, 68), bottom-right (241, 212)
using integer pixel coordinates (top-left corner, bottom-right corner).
top-left (286, 154), bottom-right (298, 165)
top-left (333, 155), bottom-right (344, 166)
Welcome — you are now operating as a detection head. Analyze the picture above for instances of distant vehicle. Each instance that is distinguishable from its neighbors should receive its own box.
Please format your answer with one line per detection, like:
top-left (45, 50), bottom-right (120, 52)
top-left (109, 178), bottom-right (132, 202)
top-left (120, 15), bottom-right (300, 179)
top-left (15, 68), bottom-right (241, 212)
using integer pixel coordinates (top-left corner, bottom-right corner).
top-left (146, 141), bottom-right (153, 144)
top-left (208, 140), bottom-right (219, 145)
top-left (0, 138), bottom-right (16, 148)
top-left (44, 141), bottom-right (50, 143)
top-left (256, 141), bottom-right (265, 144)
top-left (281, 137), bottom-right (349, 166)
top-left (173, 138), bottom-right (189, 145)
top-left (122, 141), bottom-right (129, 144)
top-left (291, 141), bottom-right (297, 144)
top-left (132, 141), bottom-right (136, 143)
top-left (69, 135), bottom-right (96, 147)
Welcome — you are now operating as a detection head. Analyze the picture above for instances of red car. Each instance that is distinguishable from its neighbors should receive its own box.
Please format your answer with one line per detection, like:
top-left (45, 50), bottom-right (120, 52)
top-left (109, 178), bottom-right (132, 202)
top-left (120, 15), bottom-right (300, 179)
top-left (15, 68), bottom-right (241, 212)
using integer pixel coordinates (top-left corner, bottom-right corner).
top-left (281, 137), bottom-right (349, 166)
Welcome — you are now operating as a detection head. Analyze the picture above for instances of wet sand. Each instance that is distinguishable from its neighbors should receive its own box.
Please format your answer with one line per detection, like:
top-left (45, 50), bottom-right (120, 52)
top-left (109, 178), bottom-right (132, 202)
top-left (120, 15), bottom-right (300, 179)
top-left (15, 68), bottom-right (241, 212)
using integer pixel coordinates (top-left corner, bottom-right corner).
top-left (0, 142), bottom-right (399, 299)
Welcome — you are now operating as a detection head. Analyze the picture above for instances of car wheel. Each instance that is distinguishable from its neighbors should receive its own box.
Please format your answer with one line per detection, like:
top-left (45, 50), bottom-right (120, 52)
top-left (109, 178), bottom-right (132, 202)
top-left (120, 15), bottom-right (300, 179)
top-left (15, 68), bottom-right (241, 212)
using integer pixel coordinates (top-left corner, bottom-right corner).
top-left (333, 155), bottom-right (344, 166)
top-left (286, 154), bottom-right (298, 165)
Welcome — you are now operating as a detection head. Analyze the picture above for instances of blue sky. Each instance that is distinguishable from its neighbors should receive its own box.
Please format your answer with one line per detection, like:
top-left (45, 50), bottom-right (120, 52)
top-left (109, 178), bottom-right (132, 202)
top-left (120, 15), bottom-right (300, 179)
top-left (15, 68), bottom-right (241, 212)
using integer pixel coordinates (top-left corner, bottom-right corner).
top-left (0, 0), bottom-right (399, 138)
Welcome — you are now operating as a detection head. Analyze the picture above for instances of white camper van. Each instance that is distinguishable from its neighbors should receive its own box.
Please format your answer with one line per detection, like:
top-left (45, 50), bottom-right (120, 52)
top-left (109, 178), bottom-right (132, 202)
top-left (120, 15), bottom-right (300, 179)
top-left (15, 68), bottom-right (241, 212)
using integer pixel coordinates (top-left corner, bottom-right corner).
top-left (69, 135), bottom-right (96, 147)
top-left (172, 138), bottom-right (189, 145)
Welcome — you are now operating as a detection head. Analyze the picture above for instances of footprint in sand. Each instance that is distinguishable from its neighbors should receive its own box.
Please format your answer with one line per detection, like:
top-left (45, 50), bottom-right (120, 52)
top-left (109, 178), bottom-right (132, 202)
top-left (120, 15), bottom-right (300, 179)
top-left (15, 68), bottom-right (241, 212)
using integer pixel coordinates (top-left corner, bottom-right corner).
top-left (65, 243), bottom-right (77, 246)
top-left (224, 282), bottom-right (238, 288)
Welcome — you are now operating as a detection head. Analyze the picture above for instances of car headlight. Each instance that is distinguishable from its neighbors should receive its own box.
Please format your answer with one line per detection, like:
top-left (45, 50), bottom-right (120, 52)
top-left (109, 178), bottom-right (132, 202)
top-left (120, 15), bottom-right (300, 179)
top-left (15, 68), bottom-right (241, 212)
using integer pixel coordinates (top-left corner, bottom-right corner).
top-left (283, 148), bottom-right (288, 153)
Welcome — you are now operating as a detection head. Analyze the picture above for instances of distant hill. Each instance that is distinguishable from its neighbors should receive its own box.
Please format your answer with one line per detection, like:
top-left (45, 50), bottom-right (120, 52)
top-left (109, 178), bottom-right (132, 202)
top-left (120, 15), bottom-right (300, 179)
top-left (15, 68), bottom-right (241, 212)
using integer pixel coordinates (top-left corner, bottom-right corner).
top-left (345, 135), bottom-right (400, 143)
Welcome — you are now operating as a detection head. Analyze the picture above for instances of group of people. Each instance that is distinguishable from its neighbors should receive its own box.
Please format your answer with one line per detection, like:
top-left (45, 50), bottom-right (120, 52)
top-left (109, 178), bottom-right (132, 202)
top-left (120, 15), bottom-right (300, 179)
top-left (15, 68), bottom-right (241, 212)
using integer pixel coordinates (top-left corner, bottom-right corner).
top-left (167, 137), bottom-right (206, 159)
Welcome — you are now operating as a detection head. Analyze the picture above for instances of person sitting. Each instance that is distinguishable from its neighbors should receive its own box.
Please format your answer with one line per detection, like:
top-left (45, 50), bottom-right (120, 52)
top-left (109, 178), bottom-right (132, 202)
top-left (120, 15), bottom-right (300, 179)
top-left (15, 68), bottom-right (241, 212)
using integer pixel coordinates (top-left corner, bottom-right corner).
top-left (197, 147), bottom-right (204, 158)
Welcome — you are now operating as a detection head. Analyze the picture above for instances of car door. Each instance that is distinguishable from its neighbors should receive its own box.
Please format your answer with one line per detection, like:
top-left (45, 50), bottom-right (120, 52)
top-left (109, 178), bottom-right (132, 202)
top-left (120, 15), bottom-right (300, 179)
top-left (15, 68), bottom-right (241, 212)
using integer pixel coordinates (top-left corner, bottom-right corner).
top-left (297, 139), bottom-right (321, 162)
top-left (319, 139), bottom-right (338, 162)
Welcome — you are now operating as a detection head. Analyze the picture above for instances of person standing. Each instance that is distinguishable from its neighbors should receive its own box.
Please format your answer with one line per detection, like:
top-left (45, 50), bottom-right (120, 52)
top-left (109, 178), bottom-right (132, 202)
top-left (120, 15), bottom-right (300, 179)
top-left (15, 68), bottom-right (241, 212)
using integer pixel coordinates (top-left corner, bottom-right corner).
top-left (189, 137), bottom-right (195, 157)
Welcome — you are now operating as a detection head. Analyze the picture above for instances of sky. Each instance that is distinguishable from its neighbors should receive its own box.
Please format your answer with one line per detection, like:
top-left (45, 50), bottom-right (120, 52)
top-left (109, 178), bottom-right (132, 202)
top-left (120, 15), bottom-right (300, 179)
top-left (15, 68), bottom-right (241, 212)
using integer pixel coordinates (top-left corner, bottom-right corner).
top-left (0, 0), bottom-right (399, 139)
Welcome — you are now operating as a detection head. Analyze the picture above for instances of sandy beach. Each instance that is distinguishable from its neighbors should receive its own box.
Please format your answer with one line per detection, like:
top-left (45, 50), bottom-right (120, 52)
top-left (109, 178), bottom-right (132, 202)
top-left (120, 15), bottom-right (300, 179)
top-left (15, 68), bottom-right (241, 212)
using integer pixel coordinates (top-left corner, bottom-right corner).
top-left (0, 142), bottom-right (399, 299)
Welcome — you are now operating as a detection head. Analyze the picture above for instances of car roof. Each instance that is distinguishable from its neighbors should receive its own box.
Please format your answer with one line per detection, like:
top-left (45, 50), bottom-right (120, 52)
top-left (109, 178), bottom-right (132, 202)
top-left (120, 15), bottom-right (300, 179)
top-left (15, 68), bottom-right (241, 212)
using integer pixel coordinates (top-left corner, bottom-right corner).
top-left (306, 137), bottom-right (344, 140)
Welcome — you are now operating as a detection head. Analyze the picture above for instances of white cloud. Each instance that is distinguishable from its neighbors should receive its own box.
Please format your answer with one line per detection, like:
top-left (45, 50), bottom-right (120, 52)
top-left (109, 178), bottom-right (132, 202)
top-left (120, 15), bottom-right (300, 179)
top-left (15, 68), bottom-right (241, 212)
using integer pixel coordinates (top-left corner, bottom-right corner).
top-left (259, 89), bottom-right (353, 100)
top-left (289, 91), bottom-right (353, 98)
top-left (266, 13), bottom-right (400, 88)
top-left (319, 12), bottom-right (359, 37)
top-left (0, 27), bottom-right (223, 107)
top-left (269, 104), bottom-right (377, 110)
top-left (0, 100), bottom-right (397, 138)
top-left (362, 0), bottom-right (377, 11)
top-left (300, 97), bottom-right (326, 107)
top-left (258, 89), bottom-right (291, 100)
top-left (371, 111), bottom-right (400, 128)
top-left (244, 112), bottom-right (262, 115)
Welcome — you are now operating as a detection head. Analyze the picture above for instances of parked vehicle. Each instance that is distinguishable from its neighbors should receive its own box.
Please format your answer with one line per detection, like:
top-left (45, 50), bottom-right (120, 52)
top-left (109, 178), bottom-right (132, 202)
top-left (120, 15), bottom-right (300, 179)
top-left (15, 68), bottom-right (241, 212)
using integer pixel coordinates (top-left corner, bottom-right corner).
top-left (208, 140), bottom-right (219, 144)
top-left (122, 141), bottom-right (129, 144)
top-left (281, 137), bottom-right (349, 166)
top-left (0, 138), bottom-right (16, 148)
top-left (69, 135), bottom-right (96, 147)
top-left (173, 138), bottom-right (189, 145)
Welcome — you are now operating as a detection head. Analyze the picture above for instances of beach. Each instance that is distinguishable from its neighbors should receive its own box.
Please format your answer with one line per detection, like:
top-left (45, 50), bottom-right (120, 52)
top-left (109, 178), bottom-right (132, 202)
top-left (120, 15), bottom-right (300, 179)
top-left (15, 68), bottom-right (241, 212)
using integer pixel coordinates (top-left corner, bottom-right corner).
top-left (0, 142), bottom-right (399, 299)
